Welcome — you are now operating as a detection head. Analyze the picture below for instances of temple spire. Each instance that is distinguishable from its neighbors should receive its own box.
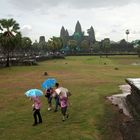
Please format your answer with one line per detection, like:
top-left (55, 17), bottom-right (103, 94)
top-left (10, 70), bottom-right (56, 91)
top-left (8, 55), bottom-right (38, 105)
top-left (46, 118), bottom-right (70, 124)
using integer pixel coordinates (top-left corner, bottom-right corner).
top-left (65, 29), bottom-right (69, 37)
top-left (60, 26), bottom-right (66, 38)
top-left (75, 21), bottom-right (82, 34)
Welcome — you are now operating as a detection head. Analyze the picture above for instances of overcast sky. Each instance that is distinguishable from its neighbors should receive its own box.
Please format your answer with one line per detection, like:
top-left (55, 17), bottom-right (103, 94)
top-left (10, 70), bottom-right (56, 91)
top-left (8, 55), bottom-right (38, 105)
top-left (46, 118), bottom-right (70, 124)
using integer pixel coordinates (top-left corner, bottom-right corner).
top-left (0, 0), bottom-right (140, 42)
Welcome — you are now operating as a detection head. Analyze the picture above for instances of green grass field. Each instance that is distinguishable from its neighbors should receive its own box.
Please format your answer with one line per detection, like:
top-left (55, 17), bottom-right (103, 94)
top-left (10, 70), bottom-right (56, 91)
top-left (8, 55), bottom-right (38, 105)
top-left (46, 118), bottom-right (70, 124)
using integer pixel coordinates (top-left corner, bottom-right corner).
top-left (0, 55), bottom-right (140, 140)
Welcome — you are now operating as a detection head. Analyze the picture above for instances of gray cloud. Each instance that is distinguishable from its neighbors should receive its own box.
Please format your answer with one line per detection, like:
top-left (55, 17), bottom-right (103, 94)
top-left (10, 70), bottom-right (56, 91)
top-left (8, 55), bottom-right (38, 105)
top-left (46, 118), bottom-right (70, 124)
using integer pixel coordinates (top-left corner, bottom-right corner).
top-left (10, 0), bottom-right (140, 11)
top-left (2, 0), bottom-right (139, 41)
top-left (6, 14), bottom-right (14, 17)
top-left (21, 25), bottom-right (32, 36)
top-left (110, 29), bottom-right (118, 33)
top-left (132, 30), bottom-right (140, 34)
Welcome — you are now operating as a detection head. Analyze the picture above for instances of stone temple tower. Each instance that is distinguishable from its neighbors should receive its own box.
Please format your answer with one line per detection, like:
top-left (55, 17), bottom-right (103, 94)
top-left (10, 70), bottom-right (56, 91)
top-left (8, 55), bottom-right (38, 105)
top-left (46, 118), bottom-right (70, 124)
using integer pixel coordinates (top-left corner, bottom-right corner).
top-left (87, 26), bottom-right (96, 52)
top-left (39, 36), bottom-right (45, 43)
top-left (74, 21), bottom-right (82, 35)
top-left (60, 26), bottom-right (66, 38)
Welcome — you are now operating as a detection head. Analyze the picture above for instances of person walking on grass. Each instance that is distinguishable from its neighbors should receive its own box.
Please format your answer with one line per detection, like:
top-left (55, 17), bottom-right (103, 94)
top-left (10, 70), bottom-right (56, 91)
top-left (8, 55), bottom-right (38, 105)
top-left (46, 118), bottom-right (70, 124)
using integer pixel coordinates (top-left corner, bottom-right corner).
top-left (45, 87), bottom-right (53, 111)
top-left (59, 91), bottom-right (69, 121)
top-left (54, 83), bottom-right (61, 112)
top-left (31, 96), bottom-right (42, 126)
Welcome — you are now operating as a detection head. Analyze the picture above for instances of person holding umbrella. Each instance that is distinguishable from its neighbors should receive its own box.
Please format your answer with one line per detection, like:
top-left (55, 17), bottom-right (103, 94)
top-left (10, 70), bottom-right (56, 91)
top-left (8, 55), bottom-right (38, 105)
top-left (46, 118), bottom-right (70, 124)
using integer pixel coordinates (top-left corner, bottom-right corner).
top-left (41, 78), bottom-right (57, 111)
top-left (25, 89), bottom-right (43, 126)
top-left (54, 85), bottom-right (70, 121)
top-left (31, 96), bottom-right (42, 126)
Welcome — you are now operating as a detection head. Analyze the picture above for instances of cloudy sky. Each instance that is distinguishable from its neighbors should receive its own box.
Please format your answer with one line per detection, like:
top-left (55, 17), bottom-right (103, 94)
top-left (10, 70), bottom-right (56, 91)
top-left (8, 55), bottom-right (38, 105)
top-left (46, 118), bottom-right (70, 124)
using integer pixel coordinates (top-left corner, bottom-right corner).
top-left (0, 0), bottom-right (140, 42)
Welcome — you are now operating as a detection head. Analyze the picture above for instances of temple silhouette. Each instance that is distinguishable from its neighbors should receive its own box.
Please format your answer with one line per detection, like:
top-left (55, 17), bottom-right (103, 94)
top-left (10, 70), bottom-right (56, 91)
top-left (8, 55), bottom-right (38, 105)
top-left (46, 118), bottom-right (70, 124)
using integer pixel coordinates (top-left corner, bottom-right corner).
top-left (37, 21), bottom-right (134, 54)
top-left (60, 21), bottom-right (96, 52)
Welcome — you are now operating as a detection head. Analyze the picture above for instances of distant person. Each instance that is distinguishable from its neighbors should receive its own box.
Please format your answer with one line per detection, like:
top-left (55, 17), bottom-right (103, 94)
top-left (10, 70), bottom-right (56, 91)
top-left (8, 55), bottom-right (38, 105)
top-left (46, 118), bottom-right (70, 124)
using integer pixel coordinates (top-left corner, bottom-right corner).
top-left (31, 96), bottom-right (42, 126)
top-left (45, 88), bottom-right (53, 111)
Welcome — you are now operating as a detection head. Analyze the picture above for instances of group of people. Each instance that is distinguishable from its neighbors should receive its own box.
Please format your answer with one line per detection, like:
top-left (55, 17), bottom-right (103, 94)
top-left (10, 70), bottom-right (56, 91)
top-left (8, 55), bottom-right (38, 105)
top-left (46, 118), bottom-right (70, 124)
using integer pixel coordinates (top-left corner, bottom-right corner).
top-left (31, 83), bottom-right (71, 126)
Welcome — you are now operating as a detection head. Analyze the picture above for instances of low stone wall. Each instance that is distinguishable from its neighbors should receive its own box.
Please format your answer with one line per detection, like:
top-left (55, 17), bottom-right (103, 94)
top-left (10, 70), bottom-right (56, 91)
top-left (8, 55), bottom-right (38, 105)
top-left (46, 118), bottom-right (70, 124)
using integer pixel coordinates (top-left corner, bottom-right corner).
top-left (0, 55), bottom-right (65, 67)
top-left (107, 85), bottom-right (131, 117)
top-left (108, 79), bottom-right (140, 139)
top-left (126, 78), bottom-right (140, 119)
top-left (120, 78), bottom-right (140, 140)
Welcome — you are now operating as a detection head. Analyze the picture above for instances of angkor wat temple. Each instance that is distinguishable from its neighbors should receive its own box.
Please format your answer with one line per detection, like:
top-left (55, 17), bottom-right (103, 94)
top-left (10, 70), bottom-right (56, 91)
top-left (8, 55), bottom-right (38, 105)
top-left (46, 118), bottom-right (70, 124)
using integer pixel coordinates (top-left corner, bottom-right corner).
top-left (38, 21), bottom-right (134, 53)
top-left (59, 21), bottom-right (135, 53)
top-left (60, 21), bottom-right (96, 52)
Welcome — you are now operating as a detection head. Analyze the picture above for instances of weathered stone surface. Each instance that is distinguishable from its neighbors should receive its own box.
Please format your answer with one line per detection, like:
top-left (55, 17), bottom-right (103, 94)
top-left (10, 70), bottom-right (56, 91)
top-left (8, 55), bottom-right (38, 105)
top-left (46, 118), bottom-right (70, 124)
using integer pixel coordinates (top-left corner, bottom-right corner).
top-left (75, 21), bottom-right (82, 34)
top-left (107, 84), bottom-right (131, 117)
top-left (119, 78), bottom-right (140, 140)
top-left (60, 26), bottom-right (66, 38)
top-left (60, 21), bottom-right (96, 51)
top-left (87, 26), bottom-right (96, 44)
top-left (108, 79), bottom-right (140, 139)
top-left (39, 36), bottom-right (45, 43)
top-left (65, 29), bottom-right (69, 37)
top-left (126, 78), bottom-right (140, 118)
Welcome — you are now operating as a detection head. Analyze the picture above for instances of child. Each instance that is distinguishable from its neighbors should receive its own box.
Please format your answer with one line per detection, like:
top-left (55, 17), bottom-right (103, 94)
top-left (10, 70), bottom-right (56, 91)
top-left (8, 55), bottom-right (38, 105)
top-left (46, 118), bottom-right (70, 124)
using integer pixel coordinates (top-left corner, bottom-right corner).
top-left (45, 88), bottom-right (53, 111)
top-left (59, 91), bottom-right (69, 121)
top-left (31, 96), bottom-right (42, 126)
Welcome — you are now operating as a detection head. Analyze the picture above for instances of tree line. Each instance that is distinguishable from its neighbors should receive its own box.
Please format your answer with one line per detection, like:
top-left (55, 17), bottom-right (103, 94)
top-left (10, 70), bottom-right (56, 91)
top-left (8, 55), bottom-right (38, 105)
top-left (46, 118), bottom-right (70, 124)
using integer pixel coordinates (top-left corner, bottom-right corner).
top-left (0, 18), bottom-right (140, 67)
top-left (0, 18), bottom-right (63, 67)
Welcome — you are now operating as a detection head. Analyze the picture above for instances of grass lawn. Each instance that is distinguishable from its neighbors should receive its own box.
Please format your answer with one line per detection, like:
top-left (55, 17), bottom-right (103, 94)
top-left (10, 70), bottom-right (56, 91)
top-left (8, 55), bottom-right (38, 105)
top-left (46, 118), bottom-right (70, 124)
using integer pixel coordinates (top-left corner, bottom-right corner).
top-left (0, 55), bottom-right (140, 140)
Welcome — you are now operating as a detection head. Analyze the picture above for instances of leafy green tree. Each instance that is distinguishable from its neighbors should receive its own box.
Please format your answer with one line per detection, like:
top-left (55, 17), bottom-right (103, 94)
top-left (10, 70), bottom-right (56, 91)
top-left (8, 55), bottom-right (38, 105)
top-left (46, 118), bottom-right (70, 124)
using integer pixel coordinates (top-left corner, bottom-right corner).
top-left (0, 18), bottom-right (20, 67)
top-left (80, 40), bottom-right (89, 52)
top-left (136, 45), bottom-right (140, 57)
top-left (132, 40), bottom-right (140, 57)
top-left (119, 39), bottom-right (128, 52)
top-left (93, 42), bottom-right (100, 53)
top-left (21, 37), bottom-right (32, 55)
top-left (32, 40), bottom-right (39, 55)
top-left (38, 41), bottom-right (47, 54)
top-left (102, 38), bottom-right (110, 57)
top-left (47, 37), bottom-right (63, 52)
top-left (68, 40), bottom-right (77, 53)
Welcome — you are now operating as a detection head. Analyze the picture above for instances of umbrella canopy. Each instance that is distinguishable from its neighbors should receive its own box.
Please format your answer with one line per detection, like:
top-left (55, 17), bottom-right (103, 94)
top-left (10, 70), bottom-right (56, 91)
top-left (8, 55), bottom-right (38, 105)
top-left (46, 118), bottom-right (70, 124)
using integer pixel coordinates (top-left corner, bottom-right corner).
top-left (25, 89), bottom-right (43, 97)
top-left (42, 78), bottom-right (57, 89)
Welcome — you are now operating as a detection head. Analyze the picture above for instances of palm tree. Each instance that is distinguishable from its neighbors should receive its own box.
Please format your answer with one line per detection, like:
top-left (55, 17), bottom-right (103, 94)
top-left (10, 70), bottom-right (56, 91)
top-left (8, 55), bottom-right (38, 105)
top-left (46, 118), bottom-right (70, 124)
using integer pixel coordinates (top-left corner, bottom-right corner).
top-left (0, 18), bottom-right (20, 67)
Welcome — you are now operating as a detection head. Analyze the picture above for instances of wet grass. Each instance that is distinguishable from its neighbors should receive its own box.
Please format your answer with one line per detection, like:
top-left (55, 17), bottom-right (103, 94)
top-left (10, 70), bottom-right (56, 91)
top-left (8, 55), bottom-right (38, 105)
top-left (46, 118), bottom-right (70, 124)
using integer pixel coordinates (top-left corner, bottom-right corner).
top-left (0, 55), bottom-right (140, 140)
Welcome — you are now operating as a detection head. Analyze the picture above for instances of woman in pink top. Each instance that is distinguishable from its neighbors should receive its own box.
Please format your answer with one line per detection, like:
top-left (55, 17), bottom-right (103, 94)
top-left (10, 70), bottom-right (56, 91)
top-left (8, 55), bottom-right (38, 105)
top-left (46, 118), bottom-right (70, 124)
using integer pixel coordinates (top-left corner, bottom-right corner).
top-left (59, 92), bottom-right (69, 121)
top-left (31, 96), bottom-right (42, 126)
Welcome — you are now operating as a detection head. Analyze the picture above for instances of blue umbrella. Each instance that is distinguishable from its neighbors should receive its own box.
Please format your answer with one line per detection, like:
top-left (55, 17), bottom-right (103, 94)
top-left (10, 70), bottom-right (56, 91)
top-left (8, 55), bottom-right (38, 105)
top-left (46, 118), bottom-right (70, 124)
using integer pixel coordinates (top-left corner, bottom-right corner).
top-left (25, 89), bottom-right (43, 97)
top-left (42, 78), bottom-right (56, 89)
